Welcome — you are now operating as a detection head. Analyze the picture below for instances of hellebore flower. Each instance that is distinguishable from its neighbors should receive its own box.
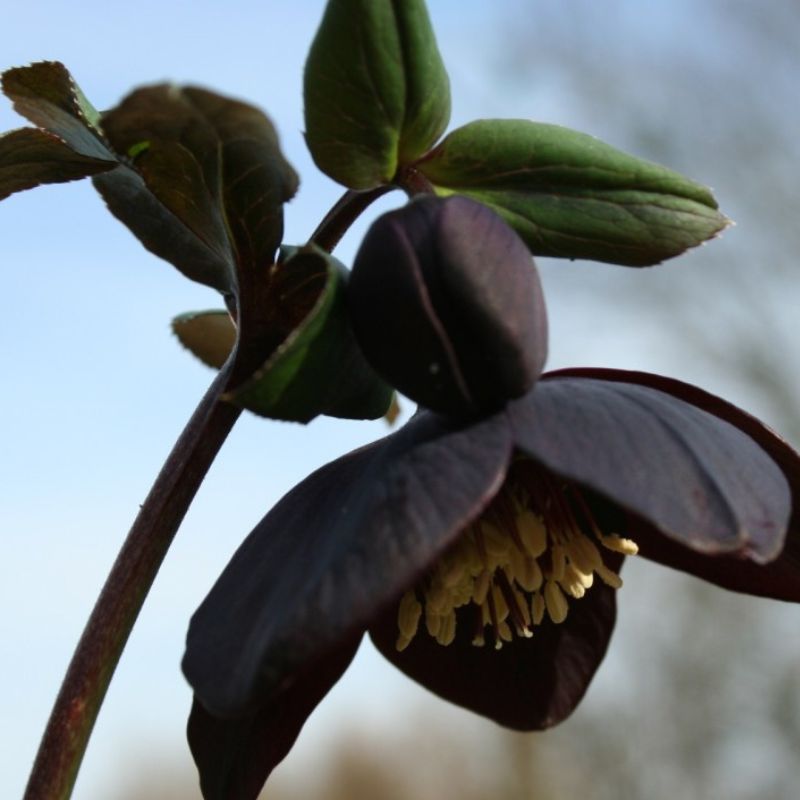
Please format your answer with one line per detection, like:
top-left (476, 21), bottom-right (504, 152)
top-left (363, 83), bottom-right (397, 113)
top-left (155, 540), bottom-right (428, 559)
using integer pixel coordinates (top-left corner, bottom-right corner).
top-left (182, 198), bottom-right (800, 800)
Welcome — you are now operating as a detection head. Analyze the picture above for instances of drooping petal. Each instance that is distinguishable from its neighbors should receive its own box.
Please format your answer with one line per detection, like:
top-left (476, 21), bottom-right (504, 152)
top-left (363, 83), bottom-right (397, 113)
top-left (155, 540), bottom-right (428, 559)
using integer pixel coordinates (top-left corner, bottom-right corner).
top-left (188, 635), bottom-right (360, 800)
top-left (509, 370), bottom-right (792, 564)
top-left (549, 368), bottom-right (800, 601)
top-left (370, 555), bottom-right (620, 730)
top-left (626, 516), bottom-right (800, 601)
top-left (183, 411), bottom-right (513, 718)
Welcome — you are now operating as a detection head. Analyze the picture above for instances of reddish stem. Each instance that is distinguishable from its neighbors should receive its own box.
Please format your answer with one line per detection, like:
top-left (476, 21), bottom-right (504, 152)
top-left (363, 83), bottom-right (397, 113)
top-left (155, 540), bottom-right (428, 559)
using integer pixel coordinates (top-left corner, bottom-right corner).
top-left (309, 185), bottom-right (395, 253)
top-left (23, 180), bottom-right (396, 800)
top-left (23, 362), bottom-right (241, 800)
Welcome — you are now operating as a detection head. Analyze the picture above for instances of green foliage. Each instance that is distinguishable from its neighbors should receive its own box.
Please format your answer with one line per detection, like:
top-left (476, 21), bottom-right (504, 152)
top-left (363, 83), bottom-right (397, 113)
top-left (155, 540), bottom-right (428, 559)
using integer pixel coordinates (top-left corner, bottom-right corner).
top-left (0, 61), bottom-right (394, 424)
top-left (304, 0), bottom-right (451, 189)
top-left (0, 33), bottom-right (733, 418)
top-left (303, 4), bottom-right (726, 265)
top-left (230, 247), bottom-right (393, 422)
top-left (417, 119), bottom-right (729, 266)
top-left (174, 248), bottom-right (393, 423)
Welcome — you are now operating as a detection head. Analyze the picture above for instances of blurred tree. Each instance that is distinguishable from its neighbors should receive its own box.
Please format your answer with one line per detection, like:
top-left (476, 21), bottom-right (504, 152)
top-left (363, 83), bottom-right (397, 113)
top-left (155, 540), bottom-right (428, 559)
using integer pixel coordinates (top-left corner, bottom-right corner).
top-left (498, 0), bottom-right (800, 439)
top-left (487, 2), bottom-right (800, 799)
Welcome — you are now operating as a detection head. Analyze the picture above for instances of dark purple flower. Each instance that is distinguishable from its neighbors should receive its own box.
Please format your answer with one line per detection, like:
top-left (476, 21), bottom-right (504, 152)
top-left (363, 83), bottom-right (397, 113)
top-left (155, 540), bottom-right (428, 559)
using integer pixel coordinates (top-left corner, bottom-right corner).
top-left (182, 366), bottom-right (800, 799)
top-left (182, 197), bottom-right (800, 799)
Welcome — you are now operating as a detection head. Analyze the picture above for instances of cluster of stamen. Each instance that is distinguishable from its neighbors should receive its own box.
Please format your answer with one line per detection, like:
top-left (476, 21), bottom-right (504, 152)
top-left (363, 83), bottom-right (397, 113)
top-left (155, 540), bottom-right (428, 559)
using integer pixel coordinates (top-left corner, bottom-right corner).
top-left (396, 461), bottom-right (638, 651)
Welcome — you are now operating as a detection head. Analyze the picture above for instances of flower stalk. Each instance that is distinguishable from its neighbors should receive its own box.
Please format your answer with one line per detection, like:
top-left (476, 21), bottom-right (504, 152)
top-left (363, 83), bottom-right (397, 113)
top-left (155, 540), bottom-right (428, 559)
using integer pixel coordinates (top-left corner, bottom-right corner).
top-left (23, 361), bottom-right (242, 800)
top-left (308, 186), bottom-right (394, 253)
top-left (21, 166), bottom-right (398, 798)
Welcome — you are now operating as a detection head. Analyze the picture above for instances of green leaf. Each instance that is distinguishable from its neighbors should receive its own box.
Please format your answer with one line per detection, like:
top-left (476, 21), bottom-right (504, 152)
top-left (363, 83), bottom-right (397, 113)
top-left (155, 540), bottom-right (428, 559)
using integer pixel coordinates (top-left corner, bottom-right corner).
top-left (172, 249), bottom-right (393, 423)
top-left (417, 119), bottom-right (730, 266)
top-left (304, 0), bottom-right (451, 189)
top-left (226, 246), bottom-right (393, 423)
top-left (0, 127), bottom-right (115, 201)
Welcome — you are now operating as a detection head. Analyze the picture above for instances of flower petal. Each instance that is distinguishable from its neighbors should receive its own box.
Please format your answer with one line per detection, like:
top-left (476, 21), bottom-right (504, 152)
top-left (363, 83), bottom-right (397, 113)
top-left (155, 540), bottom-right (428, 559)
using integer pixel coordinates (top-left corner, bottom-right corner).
top-left (183, 411), bottom-right (513, 718)
top-left (187, 635), bottom-right (360, 800)
top-left (349, 196), bottom-right (548, 417)
top-left (549, 368), bottom-right (800, 601)
top-left (626, 516), bottom-right (800, 601)
top-left (509, 369), bottom-right (792, 563)
top-left (370, 556), bottom-right (620, 730)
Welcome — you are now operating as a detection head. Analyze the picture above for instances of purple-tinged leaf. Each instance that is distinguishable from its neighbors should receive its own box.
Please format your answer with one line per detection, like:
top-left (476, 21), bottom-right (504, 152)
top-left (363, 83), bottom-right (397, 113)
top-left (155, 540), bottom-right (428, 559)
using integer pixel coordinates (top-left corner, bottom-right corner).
top-left (2, 63), bottom-right (382, 425)
top-left (509, 371), bottom-right (791, 563)
top-left (0, 127), bottom-right (114, 201)
top-left (94, 83), bottom-right (298, 294)
top-left (1, 61), bottom-right (114, 160)
top-left (173, 248), bottom-right (394, 423)
top-left (182, 87), bottom-right (298, 274)
top-left (227, 247), bottom-right (393, 422)
top-left (93, 139), bottom-right (236, 292)
top-left (2, 62), bottom-right (298, 295)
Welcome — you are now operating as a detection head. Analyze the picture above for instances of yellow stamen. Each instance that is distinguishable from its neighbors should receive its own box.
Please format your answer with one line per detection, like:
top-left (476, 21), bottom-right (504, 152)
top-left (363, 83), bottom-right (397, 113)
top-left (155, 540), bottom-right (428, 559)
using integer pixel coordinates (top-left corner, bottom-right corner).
top-left (559, 564), bottom-right (591, 599)
top-left (600, 533), bottom-right (639, 556)
top-left (516, 555), bottom-right (543, 593)
top-left (435, 609), bottom-right (457, 646)
top-left (595, 562), bottom-right (624, 589)
top-left (531, 591), bottom-right (546, 625)
top-left (397, 590), bottom-right (421, 638)
top-left (394, 460), bottom-right (636, 651)
top-left (517, 510), bottom-right (547, 557)
top-left (549, 544), bottom-right (567, 582)
top-left (425, 607), bottom-right (442, 638)
top-left (396, 590), bottom-right (422, 652)
top-left (544, 580), bottom-right (569, 623)
top-left (472, 570), bottom-right (491, 604)
top-left (496, 620), bottom-right (513, 648)
top-left (481, 521), bottom-right (510, 564)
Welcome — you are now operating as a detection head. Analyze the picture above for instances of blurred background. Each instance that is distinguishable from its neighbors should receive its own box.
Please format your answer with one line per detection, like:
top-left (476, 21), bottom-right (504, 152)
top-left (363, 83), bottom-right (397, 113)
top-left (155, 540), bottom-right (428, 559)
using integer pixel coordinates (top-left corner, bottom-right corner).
top-left (1, 1), bottom-right (798, 798)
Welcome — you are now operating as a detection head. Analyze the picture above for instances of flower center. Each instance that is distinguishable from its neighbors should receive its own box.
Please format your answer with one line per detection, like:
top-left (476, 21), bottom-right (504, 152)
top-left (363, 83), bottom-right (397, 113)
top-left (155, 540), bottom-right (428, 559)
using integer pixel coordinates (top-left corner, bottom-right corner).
top-left (395, 459), bottom-right (638, 651)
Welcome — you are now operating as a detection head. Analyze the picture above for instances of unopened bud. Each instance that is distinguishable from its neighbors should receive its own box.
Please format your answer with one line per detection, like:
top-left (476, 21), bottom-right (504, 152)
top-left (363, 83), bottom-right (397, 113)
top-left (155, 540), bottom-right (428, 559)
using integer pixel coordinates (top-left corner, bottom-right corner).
top-left (348, 196), bottom-right (548, 417)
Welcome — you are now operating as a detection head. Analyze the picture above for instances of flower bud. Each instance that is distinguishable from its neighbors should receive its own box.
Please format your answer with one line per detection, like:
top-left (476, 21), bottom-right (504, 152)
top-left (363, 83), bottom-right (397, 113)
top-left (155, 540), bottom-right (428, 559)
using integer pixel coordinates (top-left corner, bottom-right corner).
top-left (348, 196), bottom-right (548, 417)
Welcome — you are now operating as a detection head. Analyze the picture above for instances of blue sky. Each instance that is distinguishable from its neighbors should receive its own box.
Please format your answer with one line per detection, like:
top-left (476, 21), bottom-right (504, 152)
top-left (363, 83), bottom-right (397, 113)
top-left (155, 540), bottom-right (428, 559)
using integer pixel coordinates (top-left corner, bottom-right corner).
top-left (0, 5), bottom-right (532, 796)
top-left (2, 2), bottom-right (798, 798)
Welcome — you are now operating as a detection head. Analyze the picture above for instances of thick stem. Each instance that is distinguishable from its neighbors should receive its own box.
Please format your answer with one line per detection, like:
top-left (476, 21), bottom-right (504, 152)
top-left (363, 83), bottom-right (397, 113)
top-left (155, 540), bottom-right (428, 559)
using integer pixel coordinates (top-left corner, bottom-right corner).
top-left (393, 164), bottom-right (436, 198)
top-left (23, 361), bottom-right (242, 800)
top-left (309, 185), bottom-right (395, 253)
top-left (24, 181), bottom-right (396, 800)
